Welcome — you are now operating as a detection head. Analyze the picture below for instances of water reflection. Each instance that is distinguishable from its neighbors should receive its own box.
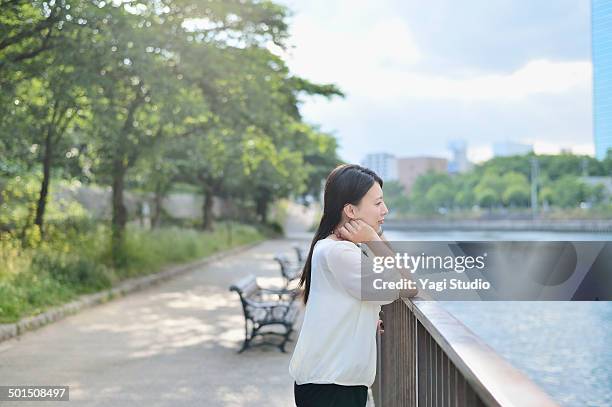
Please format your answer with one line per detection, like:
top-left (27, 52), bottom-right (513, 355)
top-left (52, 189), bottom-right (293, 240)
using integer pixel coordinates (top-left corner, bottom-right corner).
top-left (441, 302), bottom-right (612, 407)
top-left (385, 229), bottom-right (612, 407)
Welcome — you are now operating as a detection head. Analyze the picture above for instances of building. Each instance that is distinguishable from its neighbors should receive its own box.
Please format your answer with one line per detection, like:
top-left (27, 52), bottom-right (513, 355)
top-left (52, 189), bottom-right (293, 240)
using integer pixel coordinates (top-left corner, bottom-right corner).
top-left (593, 0), bottom-right (612, 160)
top-left (447, 139), bottom-right (472, 174)
top-left (397, 156), bottom-right (448, 196)
top-left (361, 153), bottom-right (398, 181)
top-left (492, 141), bottom-right (533, 157)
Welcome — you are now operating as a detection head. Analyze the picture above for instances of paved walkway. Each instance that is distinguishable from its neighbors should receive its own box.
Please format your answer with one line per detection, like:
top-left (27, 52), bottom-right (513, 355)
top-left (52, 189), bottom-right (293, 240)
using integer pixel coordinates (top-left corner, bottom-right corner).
top-left (0, 238), bottom-right (309, 406)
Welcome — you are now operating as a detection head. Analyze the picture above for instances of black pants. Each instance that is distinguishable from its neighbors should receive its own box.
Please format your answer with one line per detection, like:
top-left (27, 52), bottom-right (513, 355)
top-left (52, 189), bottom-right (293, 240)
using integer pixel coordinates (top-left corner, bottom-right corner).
top-left (294, 382), bottom-right (368, 407)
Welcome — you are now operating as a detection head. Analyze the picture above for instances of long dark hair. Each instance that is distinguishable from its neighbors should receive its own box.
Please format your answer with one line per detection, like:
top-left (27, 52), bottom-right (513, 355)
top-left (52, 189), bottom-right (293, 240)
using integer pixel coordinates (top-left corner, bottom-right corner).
top-left (298, 164), bottom-right (383, 304)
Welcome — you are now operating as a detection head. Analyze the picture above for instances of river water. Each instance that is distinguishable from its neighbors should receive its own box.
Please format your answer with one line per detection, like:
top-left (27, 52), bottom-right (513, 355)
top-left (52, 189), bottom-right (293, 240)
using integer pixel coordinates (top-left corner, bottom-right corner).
top-left (384, 229), bottom-right (612, 407)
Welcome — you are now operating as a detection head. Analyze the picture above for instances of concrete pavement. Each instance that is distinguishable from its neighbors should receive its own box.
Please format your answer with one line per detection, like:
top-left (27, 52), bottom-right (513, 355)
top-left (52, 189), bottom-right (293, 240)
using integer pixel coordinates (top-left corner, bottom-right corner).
top-left (0, 238), bottom-right (309, 407)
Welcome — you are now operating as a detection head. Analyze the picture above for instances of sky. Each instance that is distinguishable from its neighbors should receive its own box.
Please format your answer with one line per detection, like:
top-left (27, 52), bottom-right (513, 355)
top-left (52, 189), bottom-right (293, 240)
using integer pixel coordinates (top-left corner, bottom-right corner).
top-left (273, 0), bottom-right (593, 163)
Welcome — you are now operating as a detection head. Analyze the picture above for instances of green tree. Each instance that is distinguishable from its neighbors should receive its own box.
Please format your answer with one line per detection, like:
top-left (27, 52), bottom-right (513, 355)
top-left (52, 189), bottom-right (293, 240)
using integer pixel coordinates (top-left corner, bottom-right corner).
top-left (0, 0), bottom-right (109, 235)
top-left (549, 176), bottom-right (585, 208)
top-left (473, 170), bottom-right (504, 208)
top-left (289, 123), bottom-right (342, 203)
top-left (476, 188), bottom-right (497, 209)
top-left (173, 34), bottom-right (341, 228)
top-left (0, 0), bottom-right (73, 79)
top-left (501, 171), bottom-right (530, 207)
top-left (425, 184), bottom-right (454, 211)
top-left (410, 171), bottom-right (453, 213)
top-left (382, 180), bottom-right (410, 217)
top-left (83, 3), bottom-right (212, 260)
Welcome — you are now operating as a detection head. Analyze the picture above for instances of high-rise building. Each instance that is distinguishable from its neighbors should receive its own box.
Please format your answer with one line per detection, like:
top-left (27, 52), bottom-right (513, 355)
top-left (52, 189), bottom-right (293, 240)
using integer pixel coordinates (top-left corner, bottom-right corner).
top-left (447, 139), bottom-right (472, 174)
top-left (361, 153), bottom-right (398, 181)
top-left (396, 157), bottom-right (448, 196)
top-left (593, 0), bottom-right (612, 160)
top-left (492, 141), bottom-right (533, 157)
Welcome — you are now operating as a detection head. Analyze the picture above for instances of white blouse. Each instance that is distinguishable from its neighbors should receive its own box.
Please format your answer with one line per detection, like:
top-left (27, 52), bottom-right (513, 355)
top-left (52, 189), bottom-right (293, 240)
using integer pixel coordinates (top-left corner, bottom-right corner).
top-left (288, 237), bottom-right (399, 387)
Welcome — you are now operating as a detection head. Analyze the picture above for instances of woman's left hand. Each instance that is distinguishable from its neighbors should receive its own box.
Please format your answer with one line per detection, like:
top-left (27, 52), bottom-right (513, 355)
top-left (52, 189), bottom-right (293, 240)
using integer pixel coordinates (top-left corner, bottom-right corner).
top-left (334, 219), bottom-right (379, 243)
top-left (377, 319), bottom-right (384, 335)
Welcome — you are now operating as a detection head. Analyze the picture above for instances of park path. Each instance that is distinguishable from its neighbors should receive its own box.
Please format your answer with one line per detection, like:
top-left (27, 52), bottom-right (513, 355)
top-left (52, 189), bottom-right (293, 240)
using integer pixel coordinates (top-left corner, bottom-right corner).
top-left (0, 238), bottom-right (309, 406)
top-left (0, 199), bottom-right (323, 407)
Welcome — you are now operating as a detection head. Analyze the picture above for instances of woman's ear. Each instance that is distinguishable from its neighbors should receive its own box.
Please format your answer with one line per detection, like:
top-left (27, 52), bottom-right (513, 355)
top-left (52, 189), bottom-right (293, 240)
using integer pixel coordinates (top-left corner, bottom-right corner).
top-left (343, 203), bottom-right (357, 220)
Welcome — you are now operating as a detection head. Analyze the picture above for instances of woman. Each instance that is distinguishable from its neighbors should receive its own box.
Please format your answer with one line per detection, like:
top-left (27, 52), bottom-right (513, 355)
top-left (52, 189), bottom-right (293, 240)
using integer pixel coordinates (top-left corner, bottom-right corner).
top-left (289, 164), bottom-right (418, 407)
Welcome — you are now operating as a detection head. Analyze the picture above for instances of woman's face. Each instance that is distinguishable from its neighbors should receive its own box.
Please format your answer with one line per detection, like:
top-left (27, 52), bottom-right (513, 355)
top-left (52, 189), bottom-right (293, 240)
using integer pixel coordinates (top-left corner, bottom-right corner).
top-left (350, 182), bottom-right (389, 233)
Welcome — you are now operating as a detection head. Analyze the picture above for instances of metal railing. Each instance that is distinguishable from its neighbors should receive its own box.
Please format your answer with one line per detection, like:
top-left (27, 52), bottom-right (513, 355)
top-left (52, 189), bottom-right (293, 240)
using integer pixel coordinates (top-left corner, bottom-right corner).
top-left (372, 298), bottom-right (559, 407)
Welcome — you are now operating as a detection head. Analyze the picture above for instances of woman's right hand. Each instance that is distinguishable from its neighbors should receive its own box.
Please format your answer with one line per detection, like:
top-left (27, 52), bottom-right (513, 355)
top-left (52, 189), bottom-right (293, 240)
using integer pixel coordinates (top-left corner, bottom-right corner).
top-left (335, 219), bottom-right (380, 243)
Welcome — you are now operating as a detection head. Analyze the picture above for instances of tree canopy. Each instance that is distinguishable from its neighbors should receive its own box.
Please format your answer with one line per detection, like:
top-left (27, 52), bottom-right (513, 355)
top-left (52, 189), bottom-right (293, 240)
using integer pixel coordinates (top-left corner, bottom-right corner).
top-left (0, 0), bottom-right (344, 262)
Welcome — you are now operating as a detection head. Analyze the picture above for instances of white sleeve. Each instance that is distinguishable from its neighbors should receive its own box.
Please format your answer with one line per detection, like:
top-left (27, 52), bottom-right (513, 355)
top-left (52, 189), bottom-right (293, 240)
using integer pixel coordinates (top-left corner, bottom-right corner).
top-left (326, 242), bottom-right (400, 304)
top-left (326, 242), bottom-right (363, 300)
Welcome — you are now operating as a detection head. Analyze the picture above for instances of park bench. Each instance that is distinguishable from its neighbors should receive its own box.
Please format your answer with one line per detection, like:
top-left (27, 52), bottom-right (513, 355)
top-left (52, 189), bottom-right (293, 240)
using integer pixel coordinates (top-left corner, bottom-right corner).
top-left (273, 244), bottom-right (307, 287)
top-left (292, 244), bottom-right (307, 265)
top-left (229, 275), bottom-right (300, 353)
top-left (273, 254), bottom-right (302, 288)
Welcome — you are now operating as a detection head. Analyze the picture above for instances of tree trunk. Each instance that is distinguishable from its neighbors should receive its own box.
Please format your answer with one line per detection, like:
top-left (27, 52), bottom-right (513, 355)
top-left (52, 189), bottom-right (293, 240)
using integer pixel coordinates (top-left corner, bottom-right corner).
top-left (111, 159), bottom-right (128, 266)
top-left (202, 184), bottom-right (214, 231)
top-left (256, 195), bottom-right (268, 224)
top-left (152, 183), bottom-right (163, 229)
top-left (34, 126), bottom-right (53, 235)
top-left (109, 90), bottom-right (146, 262)
top-left (226, 220), bottom-right (232, 246)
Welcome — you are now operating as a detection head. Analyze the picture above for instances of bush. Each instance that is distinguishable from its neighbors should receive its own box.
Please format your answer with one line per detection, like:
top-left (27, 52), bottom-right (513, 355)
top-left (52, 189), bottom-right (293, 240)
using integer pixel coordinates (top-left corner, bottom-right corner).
top-left (0, 269), bottom-right (75, 323)
top-left (261, 220), bottom-right (284, 237)
top-left (31, 252), bottom-right (116, 293)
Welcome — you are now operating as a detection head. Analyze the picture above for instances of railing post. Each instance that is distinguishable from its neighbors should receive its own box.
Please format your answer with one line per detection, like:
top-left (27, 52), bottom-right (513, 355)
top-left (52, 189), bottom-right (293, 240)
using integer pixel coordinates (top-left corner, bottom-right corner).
top-left (373, 310), bottom-right (383, 406)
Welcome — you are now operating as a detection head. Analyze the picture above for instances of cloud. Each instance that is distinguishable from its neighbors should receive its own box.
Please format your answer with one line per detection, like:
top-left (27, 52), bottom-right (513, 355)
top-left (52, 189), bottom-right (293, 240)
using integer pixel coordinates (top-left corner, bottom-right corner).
top-left (281, 0), bottom-right (590, 102)
top-left (532, 141), bottom-right (594, 156)
top-left (285, 19), bottom-right (591, 102)
top-left (298, 85), bottom-right (593, 164)
top-left (282, 14), bottom-right (421, 86)
top-left (277, 0), bottom-right (593, 162)
top-left (374, 59), bottom-right (590, 102)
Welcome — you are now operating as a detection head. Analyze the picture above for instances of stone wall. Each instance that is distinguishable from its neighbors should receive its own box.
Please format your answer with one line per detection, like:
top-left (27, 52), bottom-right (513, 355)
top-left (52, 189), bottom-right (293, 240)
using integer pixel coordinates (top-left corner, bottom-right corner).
top-left (52, 184), bottom-right (224, 220)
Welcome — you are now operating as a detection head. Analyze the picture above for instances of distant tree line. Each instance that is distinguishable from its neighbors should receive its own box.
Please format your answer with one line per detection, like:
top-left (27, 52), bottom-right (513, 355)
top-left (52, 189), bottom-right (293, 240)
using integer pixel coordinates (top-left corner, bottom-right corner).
top-left (383, 152), bottom-right (612, 216)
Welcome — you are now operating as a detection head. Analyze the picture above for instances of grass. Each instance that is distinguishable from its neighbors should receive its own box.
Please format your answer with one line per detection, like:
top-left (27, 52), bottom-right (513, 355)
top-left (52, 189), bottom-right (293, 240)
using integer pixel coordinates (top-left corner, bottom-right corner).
top-left (0, 221), bottom-right (264, 324)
